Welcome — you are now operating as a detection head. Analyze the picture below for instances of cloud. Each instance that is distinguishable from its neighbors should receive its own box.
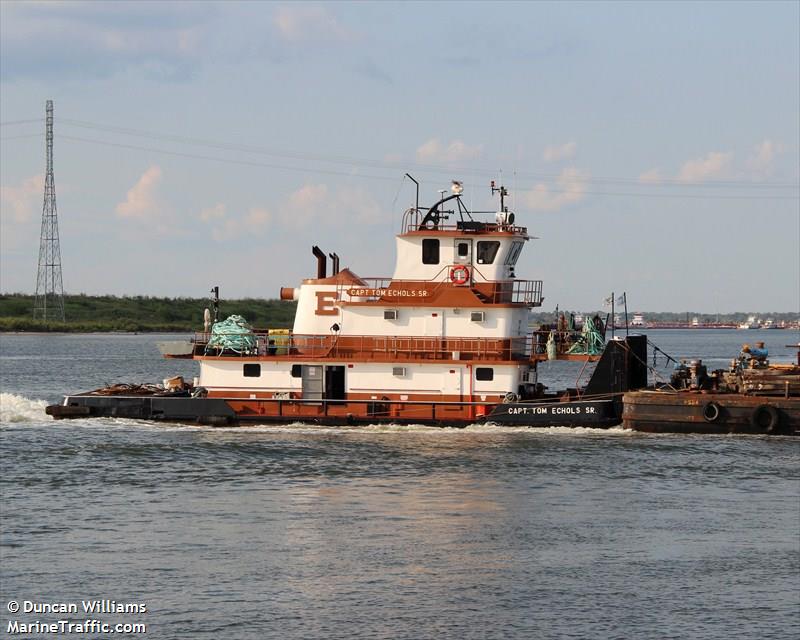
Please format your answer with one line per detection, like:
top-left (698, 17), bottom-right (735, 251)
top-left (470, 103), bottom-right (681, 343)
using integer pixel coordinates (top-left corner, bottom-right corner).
top-left (353, 58), bottom-right (393, 84)
top-left (0, 174), bottom-right (43, 223)
top-left (199, 203), bottom-right (273, 241)
top-left (677, 151), bottom-right (733, 183)
top-left (521, 167), bottom-right (588, 212)
top-left (200, 203), bottom-right (226, 222)
top-left (542, 142), bottom-right (576, 163)
top-left (415, 138), bottom-right (483, 166)
top-left (1, 2), bottom-right (212, 81)
top-left (638, 168), bottom-right (662, 185)
top-left (748, 139), bottom-right (784, 175)
top-left (273, 5), bottom-right (355, 43)
top-left (116, 166), bottom-right (163, 219)
top-left (284, 183), bottom-right (384, 229)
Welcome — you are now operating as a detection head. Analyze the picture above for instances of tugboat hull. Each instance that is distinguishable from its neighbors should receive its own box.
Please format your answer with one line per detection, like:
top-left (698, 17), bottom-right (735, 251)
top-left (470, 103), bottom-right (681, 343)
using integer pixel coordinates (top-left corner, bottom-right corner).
top-left (47, 395), bottom-right (624, 428)
top-left (487, 399), bottom-right (621, 428)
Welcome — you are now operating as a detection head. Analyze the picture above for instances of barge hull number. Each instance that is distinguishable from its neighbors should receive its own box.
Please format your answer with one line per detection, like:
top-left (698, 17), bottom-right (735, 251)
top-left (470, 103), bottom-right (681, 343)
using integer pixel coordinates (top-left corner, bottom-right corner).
top-left (507, 406), bottom-right (597, 415)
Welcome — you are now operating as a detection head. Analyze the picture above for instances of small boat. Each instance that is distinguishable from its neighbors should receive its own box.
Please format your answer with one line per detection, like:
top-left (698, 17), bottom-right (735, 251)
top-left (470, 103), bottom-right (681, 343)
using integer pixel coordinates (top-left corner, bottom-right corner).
top-left (47, 179), bottom-right (648, 428)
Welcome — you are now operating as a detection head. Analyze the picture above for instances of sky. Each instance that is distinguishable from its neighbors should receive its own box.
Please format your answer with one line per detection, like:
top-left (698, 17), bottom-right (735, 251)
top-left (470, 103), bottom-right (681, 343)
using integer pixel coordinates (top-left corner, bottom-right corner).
top-left (1, 0), bottom-right (798, 313)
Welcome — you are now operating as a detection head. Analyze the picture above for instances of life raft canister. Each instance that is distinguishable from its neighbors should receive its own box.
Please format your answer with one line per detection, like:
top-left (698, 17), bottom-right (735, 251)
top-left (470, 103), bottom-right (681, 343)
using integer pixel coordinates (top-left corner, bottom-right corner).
top-left (450, 265), bottom-right (470, 285)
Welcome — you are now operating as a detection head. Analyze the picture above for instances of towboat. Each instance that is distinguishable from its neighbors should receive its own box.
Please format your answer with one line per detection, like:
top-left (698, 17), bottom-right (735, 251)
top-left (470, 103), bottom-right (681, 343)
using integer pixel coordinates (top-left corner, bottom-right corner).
top-left (47, 180), bottom-right (648, 428)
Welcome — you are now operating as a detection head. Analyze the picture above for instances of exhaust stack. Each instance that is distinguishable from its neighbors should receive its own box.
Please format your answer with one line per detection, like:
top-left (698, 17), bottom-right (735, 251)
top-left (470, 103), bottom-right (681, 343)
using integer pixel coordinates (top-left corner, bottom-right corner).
top-left (312, 246), bottom-right (327, 279)
top-left (329, 252), bottom-right (340, 275)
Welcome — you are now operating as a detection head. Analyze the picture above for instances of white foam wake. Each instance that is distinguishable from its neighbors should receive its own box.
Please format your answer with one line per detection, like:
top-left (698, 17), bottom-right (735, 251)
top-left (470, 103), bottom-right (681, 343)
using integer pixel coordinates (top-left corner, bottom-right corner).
top-left (0, 393), bottom-right (49, 423)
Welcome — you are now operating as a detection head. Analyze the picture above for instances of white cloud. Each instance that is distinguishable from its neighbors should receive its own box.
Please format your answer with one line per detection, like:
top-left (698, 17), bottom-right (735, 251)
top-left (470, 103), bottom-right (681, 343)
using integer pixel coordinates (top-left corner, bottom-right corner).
top-left (0, 174), bottom-right (42, 223)
top-left (1, 2), bottom-right (211, 80)
top-left (638, 168), bottom-right (662, 185)
top-left (677, 151), bottom-right (732, 183)
top-left (284, 183), bottom-right (384, 229)
top-left (116, 166), bottom-right (163, 219)
top-left (273, 5), bottom-right (355, 43)
top-left (415, 138), bottom-right (483, 165)
top-left (245, 207), bottom-right (272, 228)
top-left (748, 139), bottom-right (784, 175)
top-left (200, 203), bottom-right (226, 222)
top-left (542, 141), bottom-right (576, 163)
top-left (521, 167), bottom-right (588, 212)
top-left (200, 204), bottom-right (273, 242)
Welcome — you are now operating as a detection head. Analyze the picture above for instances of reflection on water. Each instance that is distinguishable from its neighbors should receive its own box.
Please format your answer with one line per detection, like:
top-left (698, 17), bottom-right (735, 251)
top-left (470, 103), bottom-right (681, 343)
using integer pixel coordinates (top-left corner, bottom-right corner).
top-left (1, 332), bottom-right (799, 639)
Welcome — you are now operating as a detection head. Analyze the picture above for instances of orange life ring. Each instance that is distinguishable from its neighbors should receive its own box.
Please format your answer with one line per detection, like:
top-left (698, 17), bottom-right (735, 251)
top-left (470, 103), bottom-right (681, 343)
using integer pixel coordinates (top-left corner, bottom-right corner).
top-left (450, 265), bottom-right (470, 285)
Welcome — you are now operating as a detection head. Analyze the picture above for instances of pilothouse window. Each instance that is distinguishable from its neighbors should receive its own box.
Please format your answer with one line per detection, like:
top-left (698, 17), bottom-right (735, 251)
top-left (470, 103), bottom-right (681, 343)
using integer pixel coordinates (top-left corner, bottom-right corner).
top-left (477, 241), bottom-right (500, 264)
top-left (422, 239), bottom-right (440, 264)
top-left (504, 241), bottom-right (524, 266)
top-left (457, 242), bottom-right (469, 257)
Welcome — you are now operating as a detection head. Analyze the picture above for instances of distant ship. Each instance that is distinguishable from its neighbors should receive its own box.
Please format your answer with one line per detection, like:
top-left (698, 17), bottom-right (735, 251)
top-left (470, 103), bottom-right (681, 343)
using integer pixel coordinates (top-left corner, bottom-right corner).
top-left (631, 313), bottom-right (647, 328)
top-left (738, 315), bottom-right (759, 330)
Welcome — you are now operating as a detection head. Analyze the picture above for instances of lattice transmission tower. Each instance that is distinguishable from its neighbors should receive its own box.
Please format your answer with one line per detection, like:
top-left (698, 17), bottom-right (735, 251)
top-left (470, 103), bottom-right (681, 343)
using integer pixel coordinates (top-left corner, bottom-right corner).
top-left (33, 99), bottom-right (65, 322)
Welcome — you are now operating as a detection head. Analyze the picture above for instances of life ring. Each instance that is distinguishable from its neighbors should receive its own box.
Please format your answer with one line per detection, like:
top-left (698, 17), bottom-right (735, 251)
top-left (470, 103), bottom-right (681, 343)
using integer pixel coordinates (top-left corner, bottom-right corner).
top-left (450, 265), bottom-right (470, 285)
top-left (750, 404), bottom-right (780, 433)
top-left (702, 401), bottom-right (721, 423)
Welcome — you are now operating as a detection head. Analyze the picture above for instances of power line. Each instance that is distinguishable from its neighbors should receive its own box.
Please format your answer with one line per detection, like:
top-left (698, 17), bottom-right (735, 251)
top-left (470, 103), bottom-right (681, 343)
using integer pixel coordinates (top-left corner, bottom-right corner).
top-left (0, 133), bottom-right (44, 141)
top-left (0, 118), bottom-right (44, 127)
top-left (60, 134), bottom-right (800, 201)
top-left (56, 117), bottom-right (799, 191)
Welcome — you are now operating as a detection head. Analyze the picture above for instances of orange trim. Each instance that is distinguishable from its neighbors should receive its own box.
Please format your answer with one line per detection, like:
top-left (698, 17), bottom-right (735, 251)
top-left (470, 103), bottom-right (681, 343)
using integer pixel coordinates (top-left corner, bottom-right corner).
top-left (303, 268), bottom-right (366, 286)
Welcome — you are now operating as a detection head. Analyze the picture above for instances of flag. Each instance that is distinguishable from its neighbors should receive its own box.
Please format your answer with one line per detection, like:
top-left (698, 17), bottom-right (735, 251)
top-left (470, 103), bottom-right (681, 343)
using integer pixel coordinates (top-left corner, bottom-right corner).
top-left (617, 295), bottom-right (625, 306)
top-left (603, 295), bottom-right (613, 307)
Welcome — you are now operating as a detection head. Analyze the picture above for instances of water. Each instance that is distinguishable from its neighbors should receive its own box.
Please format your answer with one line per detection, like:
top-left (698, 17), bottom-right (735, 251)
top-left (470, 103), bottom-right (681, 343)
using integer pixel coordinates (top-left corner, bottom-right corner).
top-left (1, 330), bottom-right (798, 639)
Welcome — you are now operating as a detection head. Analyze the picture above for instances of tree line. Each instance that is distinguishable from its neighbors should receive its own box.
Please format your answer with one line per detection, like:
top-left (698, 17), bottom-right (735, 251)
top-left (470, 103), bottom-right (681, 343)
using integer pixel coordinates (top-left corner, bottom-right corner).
top-left (0, 294), bottom-right (297, 332)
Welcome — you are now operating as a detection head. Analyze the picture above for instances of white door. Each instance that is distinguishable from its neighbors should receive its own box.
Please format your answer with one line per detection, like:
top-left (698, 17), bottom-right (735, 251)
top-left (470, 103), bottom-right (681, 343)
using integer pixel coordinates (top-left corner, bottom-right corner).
top-left (442, 367), bottom-right (462, 397)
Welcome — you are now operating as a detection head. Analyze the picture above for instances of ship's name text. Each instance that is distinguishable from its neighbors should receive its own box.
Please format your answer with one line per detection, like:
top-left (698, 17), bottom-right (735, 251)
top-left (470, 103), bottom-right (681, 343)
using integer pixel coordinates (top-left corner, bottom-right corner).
top-left (347, 288), bottom-right (430, 298)
top-left (505, 406), bottom-right (597, 415)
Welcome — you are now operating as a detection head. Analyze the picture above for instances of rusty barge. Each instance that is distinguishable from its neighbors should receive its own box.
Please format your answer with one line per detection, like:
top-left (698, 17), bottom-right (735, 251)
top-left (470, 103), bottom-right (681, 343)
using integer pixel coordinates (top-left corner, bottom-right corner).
top-left (623, 343), bottom-right (800, 435)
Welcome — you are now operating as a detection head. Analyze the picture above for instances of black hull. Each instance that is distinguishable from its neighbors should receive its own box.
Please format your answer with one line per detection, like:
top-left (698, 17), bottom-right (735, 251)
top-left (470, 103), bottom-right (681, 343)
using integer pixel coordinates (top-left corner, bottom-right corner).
top-left (486, 399), bottom-right (622, 427)
top-left (46, 395), bottom-right (623, 429)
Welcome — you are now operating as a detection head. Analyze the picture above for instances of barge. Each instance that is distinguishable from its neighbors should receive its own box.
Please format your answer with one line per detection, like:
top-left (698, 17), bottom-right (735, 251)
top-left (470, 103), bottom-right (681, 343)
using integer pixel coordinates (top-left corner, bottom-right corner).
top-left (623, 343), bottom-right (800, 435)
top-left (47, 179), bottom-right (648, 428)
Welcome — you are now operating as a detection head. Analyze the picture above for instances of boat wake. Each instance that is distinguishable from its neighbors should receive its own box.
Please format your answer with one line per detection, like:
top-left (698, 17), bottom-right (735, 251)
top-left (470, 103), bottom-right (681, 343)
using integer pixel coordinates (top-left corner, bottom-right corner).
top-left (0, 393), bottom-right (49, 423)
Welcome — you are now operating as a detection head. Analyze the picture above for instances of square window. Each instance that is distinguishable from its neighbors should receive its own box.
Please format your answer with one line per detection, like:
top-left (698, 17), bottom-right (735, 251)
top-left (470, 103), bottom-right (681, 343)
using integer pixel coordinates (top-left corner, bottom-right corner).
top-left (243, 364), bottom-right (261, 377)
top-left (422, 239), bottom-right (440, 264)
top-left (475, 367), bottom-right (494, 381)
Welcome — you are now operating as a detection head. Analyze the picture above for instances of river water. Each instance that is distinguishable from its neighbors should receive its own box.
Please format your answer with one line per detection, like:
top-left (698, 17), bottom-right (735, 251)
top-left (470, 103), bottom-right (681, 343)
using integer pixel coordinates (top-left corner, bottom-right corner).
top-left (1, 330), bottom-right (798, 639)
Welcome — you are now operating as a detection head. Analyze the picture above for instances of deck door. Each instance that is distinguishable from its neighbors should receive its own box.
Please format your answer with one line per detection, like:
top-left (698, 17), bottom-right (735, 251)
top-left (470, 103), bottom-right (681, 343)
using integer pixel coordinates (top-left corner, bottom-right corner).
top-left (302, 365), bottom-right (323, 402)
top-left (442, 367), bottom-right (462, 399)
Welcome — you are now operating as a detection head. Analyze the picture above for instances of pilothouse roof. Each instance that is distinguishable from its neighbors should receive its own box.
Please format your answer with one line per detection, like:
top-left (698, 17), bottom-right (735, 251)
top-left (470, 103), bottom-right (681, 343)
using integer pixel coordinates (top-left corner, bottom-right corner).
top-left (400, 178), bottom-right (528, 238)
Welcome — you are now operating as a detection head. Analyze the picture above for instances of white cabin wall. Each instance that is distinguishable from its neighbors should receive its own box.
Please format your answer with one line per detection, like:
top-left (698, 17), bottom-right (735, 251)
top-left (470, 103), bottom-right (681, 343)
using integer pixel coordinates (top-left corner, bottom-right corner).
top-left (199, 361), bottom-right (301, 391)
top-left (339, 306), bottom-right (525, 338)
top-left (347, 363), bottom-right (519, 396)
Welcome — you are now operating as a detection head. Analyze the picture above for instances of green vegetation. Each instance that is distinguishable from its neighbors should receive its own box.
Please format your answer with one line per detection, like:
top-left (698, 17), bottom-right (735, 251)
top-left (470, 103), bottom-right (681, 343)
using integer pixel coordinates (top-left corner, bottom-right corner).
top-left (0, 294), bottom-right (297, 332)
top-left (1, 293), bottom-right (796, 333)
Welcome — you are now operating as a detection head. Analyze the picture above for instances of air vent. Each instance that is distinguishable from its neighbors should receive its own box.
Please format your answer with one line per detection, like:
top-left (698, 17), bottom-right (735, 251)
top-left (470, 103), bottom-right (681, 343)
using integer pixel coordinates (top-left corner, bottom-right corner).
top-left (470, 311), bottom-right (485, 322)
top-left (392, 367), bottom-right (407, 377)
top-left (384, 309), bottom-right (398, 320)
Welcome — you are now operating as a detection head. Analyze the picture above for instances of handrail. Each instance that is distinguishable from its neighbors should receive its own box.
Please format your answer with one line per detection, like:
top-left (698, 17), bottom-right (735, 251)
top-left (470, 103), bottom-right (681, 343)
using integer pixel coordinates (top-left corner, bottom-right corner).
top-left (194, 331), bottom-right (533, 361)
top-left (193, 327), bottom-right (590, 360)
top-left (401, 219), bottom-right (528, 235)
top-left (337, 275), bottom-right (543, 306)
